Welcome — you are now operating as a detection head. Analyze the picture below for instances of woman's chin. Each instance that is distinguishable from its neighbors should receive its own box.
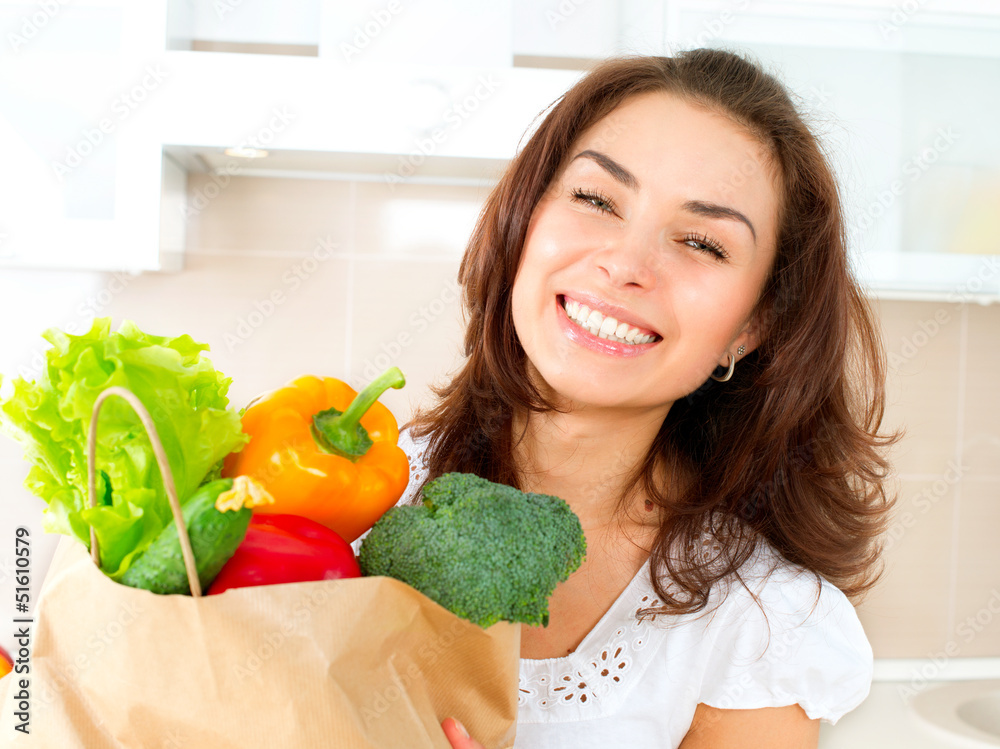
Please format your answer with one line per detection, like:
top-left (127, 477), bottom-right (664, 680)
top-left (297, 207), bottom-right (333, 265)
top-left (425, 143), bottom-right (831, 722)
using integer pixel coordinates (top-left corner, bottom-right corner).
top-left (534, 373), bottom-right (636, 411)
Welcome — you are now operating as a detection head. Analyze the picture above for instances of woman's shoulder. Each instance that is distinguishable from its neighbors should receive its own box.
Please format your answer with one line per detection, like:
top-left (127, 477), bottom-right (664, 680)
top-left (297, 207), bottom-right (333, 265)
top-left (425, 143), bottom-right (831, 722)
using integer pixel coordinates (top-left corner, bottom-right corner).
top-left (713, 536), bottom-right (858, 631)
top-left (695, 533), bottom-right (874, 723)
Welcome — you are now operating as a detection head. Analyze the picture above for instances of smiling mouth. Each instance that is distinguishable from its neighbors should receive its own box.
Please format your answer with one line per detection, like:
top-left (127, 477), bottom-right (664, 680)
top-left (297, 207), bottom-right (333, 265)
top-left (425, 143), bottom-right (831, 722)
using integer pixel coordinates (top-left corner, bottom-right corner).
top-left (558, 295), bottom-right (662, 345)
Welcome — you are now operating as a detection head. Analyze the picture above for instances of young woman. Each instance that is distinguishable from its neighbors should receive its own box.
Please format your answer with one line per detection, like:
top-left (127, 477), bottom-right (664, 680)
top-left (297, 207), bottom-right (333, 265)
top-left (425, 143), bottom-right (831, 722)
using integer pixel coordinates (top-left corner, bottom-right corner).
top-left (388, 48), bottom-right (896, 748)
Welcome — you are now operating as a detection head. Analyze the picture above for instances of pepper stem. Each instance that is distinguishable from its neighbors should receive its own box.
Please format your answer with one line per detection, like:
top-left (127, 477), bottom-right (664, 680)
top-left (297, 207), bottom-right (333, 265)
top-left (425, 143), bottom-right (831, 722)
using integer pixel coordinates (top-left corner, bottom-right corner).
top-left (311, 367), bottom-right (406, 461)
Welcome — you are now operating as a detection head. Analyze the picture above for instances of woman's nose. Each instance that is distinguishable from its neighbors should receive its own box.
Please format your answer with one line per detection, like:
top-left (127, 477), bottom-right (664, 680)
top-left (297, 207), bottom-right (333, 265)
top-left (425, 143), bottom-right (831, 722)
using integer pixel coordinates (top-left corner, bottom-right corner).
top-left (593, 225), bottom-right (664, 288)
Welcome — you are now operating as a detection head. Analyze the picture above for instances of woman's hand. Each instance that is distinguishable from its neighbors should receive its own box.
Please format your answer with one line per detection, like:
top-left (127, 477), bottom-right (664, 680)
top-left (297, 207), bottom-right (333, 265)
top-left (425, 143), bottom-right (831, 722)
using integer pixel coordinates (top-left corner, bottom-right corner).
top-left (441, 717), bottom-right (486, 749)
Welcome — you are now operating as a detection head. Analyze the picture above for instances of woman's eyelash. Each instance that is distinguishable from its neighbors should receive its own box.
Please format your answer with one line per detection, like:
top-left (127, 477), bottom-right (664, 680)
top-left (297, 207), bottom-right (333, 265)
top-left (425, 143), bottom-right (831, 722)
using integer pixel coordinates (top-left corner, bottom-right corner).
top-left (569, 188), bottom-right (730, 262)
top-left (683, 233), bottom-right (730, 262)
top-left (570, 188), bottom-right (617, 215)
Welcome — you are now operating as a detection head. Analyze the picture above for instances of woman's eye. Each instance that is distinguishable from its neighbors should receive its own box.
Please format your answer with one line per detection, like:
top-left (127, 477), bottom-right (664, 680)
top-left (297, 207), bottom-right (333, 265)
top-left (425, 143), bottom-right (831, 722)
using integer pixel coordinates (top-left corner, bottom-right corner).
top-left (683, 233), bottom-right (730, 262)
top-left (566, 189), bottom-right (729, 263)
top-left (570, 188), bottom-right (617, 215)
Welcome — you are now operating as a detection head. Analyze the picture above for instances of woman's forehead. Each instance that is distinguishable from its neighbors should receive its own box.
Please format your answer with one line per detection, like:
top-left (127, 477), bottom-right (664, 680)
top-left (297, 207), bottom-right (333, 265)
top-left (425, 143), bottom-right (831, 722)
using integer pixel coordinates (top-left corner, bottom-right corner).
top-left (552, 91), bottom-right (783, 253)
top-left (577, 91), bottom-right (772, 165)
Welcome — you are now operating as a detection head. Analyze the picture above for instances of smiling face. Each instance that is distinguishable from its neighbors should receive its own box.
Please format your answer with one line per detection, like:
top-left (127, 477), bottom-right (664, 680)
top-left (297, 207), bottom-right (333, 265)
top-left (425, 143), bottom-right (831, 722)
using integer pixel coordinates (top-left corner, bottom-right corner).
top-left (511, 90), bottom-right (781, 414)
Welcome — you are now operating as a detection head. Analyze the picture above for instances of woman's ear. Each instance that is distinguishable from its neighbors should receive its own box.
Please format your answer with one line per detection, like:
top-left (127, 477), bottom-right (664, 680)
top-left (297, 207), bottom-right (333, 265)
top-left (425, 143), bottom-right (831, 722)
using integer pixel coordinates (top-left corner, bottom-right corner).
top-left (727, 310), bottom-right (766, 364)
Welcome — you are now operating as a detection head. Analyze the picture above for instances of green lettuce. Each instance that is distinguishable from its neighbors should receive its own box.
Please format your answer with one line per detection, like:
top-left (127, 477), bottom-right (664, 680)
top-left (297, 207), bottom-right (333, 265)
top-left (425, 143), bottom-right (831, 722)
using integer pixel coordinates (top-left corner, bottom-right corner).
top-left (0, 318), bottom-right (249, 579)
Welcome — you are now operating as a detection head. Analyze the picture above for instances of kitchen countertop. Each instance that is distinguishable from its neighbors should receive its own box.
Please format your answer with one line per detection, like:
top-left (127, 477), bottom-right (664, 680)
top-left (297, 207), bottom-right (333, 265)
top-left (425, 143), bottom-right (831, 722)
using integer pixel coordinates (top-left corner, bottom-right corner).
top-left (0, 672), bottom-right (995, 746)
top-left (820, 680), bottom-right (998, 749)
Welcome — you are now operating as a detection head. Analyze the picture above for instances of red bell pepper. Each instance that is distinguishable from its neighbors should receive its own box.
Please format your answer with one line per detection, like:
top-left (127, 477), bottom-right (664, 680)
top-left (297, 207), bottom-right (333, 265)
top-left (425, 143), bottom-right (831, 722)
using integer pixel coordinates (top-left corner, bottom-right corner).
top-left (206, 513), bottom-right (360, 594)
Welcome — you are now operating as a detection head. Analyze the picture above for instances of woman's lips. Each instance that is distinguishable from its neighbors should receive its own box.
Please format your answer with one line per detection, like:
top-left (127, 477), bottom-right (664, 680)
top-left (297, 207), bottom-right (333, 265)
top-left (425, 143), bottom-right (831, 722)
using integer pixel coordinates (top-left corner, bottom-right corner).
top-left (555, 296), bottom-right (659, 358)
top-left (560, 293), bottom-right (661, 339)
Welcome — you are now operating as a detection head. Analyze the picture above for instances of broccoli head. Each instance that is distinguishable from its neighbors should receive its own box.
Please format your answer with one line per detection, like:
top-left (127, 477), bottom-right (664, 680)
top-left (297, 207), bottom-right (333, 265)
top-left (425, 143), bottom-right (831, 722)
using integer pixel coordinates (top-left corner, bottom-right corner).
top-left (358, 472), bottom-right (587, 628)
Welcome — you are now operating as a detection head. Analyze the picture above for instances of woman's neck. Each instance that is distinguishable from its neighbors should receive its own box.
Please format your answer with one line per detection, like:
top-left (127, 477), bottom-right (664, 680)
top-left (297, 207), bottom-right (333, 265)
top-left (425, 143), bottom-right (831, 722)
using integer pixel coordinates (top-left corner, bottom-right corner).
top-left (511, 405), bottom-right (669, 534)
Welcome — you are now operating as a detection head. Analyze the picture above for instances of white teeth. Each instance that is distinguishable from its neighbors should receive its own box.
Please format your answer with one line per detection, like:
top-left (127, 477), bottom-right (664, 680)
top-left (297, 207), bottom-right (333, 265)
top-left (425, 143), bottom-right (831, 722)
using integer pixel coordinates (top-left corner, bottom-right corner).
top-left (561, 297), bottom-right (657, 346)
top-left (585, 309), bottom-right (603, 335)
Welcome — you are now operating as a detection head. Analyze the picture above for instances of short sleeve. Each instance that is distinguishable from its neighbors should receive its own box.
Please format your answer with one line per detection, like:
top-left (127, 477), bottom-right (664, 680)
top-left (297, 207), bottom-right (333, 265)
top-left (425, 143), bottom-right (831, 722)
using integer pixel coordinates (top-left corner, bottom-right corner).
top-left (697, 556), bottom-right (874, 725)
top-left (350, 427), bottom-right (428, 555)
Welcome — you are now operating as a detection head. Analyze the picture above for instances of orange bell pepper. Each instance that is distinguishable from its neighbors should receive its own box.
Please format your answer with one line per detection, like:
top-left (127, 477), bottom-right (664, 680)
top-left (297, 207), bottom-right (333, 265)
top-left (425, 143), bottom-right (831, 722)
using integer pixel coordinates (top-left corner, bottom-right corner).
top-left (221, 368), bottom-right (409, 544)
top-left (0, 644), bottom-right (12, 680)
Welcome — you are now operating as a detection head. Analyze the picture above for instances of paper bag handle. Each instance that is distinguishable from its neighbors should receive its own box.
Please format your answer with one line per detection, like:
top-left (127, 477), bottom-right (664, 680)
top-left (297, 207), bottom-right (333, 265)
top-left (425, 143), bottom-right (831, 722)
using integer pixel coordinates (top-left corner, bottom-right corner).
top-left (87, 386), bottom-right (203, 597)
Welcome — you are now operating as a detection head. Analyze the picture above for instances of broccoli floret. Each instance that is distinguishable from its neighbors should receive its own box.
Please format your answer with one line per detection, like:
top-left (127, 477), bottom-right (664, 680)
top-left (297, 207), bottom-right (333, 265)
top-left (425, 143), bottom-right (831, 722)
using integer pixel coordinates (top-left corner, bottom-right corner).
top-left (358, 472), bottom-right (587, 628)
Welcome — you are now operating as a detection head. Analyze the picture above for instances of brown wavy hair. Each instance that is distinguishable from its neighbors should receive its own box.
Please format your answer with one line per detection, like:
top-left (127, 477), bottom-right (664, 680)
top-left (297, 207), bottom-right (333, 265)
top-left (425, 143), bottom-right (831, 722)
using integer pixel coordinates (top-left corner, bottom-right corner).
top-left (403, 48), bottom-right (901, 615)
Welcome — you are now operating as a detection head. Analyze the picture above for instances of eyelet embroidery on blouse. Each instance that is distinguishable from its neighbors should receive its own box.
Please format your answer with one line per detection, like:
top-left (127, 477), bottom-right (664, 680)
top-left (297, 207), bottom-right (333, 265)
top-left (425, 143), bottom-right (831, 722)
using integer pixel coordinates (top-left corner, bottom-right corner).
top-left (409, 447), bottom-right (425, 490)
top-left (689, 537), bottom-right (723, 561)
top-left (517, 608), bottom-right (657, 711)
top-left (517, 536), bottom-right (727, 713)
top-left (398, 431), bottom-right (426, 505)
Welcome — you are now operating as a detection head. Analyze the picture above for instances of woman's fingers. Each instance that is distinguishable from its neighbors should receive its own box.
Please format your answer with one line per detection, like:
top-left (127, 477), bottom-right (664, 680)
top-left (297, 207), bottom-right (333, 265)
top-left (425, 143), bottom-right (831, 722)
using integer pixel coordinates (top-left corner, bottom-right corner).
top-left (441, 717), bottom-right (486, 749)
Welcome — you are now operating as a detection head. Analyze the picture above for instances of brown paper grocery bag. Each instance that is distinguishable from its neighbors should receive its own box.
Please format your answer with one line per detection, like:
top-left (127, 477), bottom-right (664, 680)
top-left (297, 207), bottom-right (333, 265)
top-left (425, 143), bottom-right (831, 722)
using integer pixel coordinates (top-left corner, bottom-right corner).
top-left (0, 536), bottom-right (519, 748)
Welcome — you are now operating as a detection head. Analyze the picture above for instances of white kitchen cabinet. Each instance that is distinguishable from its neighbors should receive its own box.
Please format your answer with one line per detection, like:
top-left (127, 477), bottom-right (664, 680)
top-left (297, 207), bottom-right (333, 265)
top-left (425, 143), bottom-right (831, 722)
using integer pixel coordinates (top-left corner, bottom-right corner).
top-left (1, 0), bottom-right (998, 300)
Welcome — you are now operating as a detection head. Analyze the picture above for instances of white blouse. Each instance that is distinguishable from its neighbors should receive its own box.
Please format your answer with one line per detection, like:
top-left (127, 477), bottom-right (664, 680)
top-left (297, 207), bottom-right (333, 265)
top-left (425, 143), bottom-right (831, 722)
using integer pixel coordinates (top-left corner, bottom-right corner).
top-left (355, 429), bottom-right (874, 748)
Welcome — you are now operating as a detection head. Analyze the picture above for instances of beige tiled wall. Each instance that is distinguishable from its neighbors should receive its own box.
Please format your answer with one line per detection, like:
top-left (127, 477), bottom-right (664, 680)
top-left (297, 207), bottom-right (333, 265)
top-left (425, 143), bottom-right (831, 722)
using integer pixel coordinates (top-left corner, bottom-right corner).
top-left (175, 173), bottom-right (485, 418)
top-left (1, 174), bottom-right (998, 659)
top-left (855, 300), bottom-right (1000, 657)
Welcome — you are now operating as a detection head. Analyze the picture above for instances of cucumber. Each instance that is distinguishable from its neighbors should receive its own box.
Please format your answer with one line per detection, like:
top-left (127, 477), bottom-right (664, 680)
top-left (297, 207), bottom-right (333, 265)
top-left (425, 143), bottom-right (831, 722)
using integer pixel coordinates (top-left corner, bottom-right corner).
top-left (119, 478), bottom-right (252, 595)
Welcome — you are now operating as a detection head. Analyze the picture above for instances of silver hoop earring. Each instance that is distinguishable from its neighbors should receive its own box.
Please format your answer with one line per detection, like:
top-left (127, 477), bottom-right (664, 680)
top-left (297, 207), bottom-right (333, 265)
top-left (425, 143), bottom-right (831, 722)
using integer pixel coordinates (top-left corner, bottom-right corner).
top-left (710, 352), bottom-right (736, 382)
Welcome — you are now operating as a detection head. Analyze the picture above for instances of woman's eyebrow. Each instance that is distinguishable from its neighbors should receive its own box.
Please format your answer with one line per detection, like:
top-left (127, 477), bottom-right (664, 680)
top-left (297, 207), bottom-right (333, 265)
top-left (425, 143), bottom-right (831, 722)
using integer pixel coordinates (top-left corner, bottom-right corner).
top-left (571, 149), bottom-right (758, 246)
top-left (571, 150), bottom-right (639, 191)
top-left (682, 200), bottom-right (758, 246)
